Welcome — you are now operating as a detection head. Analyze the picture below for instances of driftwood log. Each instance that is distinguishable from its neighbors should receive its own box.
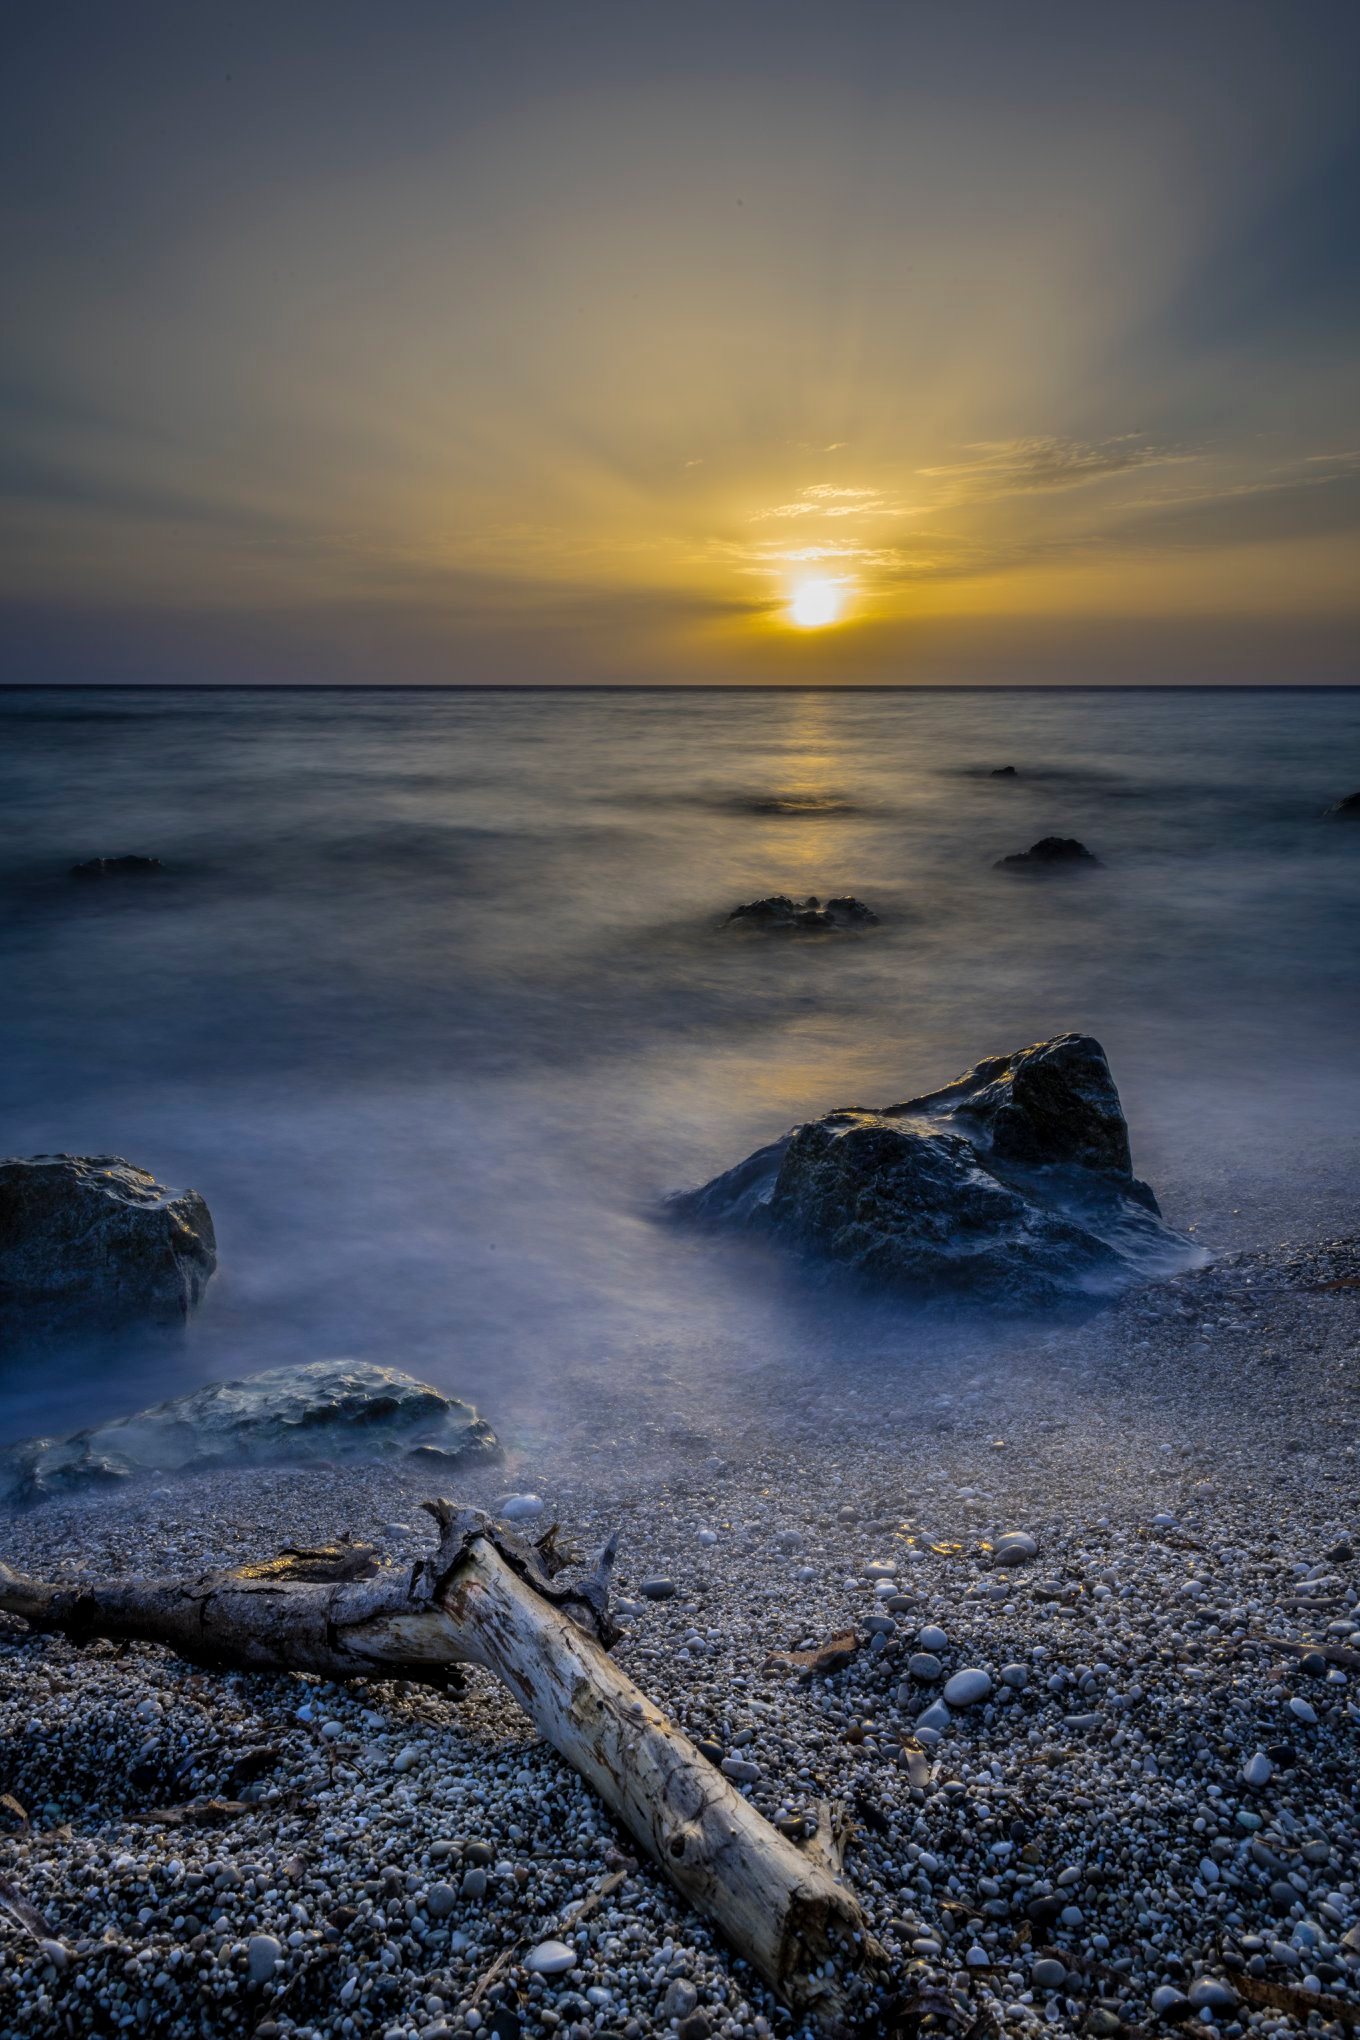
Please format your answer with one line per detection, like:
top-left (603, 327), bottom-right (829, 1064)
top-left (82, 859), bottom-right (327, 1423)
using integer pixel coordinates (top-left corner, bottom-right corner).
top-left (0, 1501), bottom-right (878, 2026)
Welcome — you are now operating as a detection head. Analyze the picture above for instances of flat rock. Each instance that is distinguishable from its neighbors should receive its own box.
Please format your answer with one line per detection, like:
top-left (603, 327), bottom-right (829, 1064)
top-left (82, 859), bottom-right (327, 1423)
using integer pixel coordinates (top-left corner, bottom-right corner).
top-left (671, 1034), bottom-right (1198, 1306)
top-left (723, 894), bottom-right (879, 933)
top-left (0, 1358), bottom-right (499, 1506)
top-left (0, 1153), bottom-right (216, 1339)
top-left (995, 835), bottom-right (1101, 871)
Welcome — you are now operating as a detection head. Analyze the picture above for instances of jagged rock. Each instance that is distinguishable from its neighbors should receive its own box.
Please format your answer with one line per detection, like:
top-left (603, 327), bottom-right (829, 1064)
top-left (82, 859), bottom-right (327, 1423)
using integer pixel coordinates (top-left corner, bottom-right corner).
top-left (69, 855), bottom-right (163, 878)
top-left (723, 895), bottom-right (879, 932)
top-left (990, 765), bottom-right (1018, 777)
top-left (996, 836), bottom-right (1100, 871)
top-left (0, 1155), bottom-right (216, 1337)
top-left (1324, 790), bottom-right (1360, 817)
top-left (670, 1033), bottom-right (1198, 1305)
top-left (0, 1358), bottom-right (500, 1506)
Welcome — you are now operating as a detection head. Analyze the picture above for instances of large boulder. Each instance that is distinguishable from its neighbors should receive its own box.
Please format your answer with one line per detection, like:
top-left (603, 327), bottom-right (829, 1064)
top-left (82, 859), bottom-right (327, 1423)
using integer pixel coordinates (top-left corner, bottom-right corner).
top-left (0, 1155), bottom-right (216, 1337)
top-left (0, 1359), bottom-right (500, 1506)
top-left (671, 1034), bottom-right (1197, 1306)
top-left (723, 894), bottom-right (879, 933)
top-left (1324, 790), bottom-right (1360, 818)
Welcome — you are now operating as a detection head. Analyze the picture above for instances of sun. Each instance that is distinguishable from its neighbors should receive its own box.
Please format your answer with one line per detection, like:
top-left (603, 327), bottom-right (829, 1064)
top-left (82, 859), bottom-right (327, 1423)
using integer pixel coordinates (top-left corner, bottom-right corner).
top-left (788, 578), bottom-right (844, 629)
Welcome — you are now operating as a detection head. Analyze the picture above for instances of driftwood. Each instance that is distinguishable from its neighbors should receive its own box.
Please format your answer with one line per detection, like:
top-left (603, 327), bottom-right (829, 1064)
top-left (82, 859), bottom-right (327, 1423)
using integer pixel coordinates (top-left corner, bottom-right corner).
top-left (0, 1500), bottom-right (877, 2026)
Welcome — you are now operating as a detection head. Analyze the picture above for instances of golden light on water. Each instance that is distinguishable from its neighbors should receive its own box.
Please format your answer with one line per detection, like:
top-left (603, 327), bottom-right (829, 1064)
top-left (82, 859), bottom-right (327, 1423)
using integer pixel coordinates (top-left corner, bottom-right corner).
top-left (788, 579), bottom-right (846, 629)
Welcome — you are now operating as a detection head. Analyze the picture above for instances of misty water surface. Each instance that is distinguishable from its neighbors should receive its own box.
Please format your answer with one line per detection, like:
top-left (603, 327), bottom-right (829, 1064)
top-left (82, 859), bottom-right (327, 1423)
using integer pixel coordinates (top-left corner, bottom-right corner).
top-left (2, 686), bottom-right (1357, 1445)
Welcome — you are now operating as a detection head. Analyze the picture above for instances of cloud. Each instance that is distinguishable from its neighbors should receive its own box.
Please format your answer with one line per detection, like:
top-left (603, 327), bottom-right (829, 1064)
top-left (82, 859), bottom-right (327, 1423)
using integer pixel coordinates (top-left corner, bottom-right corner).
top-left (751, 483), bottom-right (905, 521)
top-left (918, 435), bottom-right (1194, 500)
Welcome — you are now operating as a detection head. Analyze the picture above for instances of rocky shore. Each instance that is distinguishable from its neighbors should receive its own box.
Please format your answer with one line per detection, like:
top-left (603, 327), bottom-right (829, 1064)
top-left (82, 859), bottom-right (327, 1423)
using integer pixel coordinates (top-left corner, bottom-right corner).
top-left (1, 1232), bottom-right (1357, 2040)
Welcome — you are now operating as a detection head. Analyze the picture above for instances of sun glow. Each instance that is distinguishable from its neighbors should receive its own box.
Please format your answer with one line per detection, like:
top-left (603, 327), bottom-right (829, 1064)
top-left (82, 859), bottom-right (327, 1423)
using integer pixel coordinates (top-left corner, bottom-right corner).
top-left (788, 578), bottom-right (845, 629)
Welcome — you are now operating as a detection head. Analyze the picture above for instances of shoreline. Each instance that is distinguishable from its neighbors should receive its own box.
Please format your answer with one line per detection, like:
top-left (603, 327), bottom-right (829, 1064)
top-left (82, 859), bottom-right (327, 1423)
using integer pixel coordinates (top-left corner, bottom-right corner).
top-left (1, 1232), bottom-right (1357, 2037)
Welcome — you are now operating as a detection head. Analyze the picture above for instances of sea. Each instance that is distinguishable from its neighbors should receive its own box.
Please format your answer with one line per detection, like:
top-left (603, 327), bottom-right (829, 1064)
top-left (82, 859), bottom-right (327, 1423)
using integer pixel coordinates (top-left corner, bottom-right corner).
top-left (2, 685), bottom-right (1358, 1449)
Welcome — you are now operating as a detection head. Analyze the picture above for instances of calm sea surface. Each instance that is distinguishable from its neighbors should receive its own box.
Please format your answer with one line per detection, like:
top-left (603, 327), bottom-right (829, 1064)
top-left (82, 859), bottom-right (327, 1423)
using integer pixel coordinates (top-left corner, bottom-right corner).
top-left (2, 686), bottom-right (1358, 1444)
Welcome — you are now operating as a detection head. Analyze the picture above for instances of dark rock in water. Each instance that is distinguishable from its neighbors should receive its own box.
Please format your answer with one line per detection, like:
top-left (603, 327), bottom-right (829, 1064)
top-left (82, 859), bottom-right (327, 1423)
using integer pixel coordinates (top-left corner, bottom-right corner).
top-left (670, 1033), bottom-right (1199, 1305)
top-left (0, 1154), bottom-right (216, 1337)
top-left (1324, 790), bottom-right (1360, 817)
top-left (996, 836), bottom-right (1100, 871)
top-left (990, 765), bottom-right (1019, 777)
top-left (723, 894), bottom-right (879, 932)
top-left (0, 1358), bottom-right (500, 1506)
top-left (70, 854), bottom-right (163, 878)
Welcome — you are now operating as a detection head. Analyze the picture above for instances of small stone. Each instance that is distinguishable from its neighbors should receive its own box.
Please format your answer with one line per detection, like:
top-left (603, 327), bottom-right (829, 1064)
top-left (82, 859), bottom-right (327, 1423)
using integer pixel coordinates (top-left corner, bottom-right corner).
top-left (1241, 1751), bottom-right (1273, 1787)
top-left (994, 1532), bottom-right (1038, 1566)
top-left (1033, 1957), bottom-right (1067, 1989)
top-left (917, 1625), bottom-right (948, 1652)
top-left (677, 2017), bottom-right (712, 2040)
top-left (461, 1867), bottom-right (488, 1899)
top-left (393, 1744), bottom-right (421, 1773)
top-left (943, 1668), bottom-right (992, 1707)
top-left (1288, 1696), bottom-right (1318, 1724)
top-left (496, 1493), bottom-right (544, 1521)
top-left (1000, 1662), bottom-right (1029, 1689)
top-left (1187, 1978), bottom-right (1239, 2010)
top-left (426, 1881), bottom-right (457, 1918)
top-left (720, 1757), bottom-right (761, 1784)
top-left (639, 1578), bottom-right (676, 1601)
top-left (907, 1652), bottom-right (943, 1681)
top-left (524, 1939), bottom-right (576, 1975)
top-left (663, 1979), bottom-right (699, 2019)
top-left (916, 1701), bottom-right (951, 1732)
top-left (1152, 1986), bottom-right (1190, 2016)
top-left (247, 1934), bottom-right (283, 1985)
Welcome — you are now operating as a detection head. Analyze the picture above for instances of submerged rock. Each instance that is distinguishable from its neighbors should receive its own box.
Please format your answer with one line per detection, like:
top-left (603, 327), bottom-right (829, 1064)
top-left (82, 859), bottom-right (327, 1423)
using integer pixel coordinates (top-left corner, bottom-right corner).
top-left (996, 836), bottom-right (1100, 871)
top-left (1324, 790), bottom-right (1360, 817)
top-left (69, 854), bottom-right (163, 878)
top-left (0, 1358), bottom-right (499, 1506)
top-left (723, 894), bottom-right (879, 932)
top-left (989, 765), bottom-right (1019, 777)
top-left (670, 1033), bottom-right (1198, 1305)
top-left (0, 1154), bottom-right (216, 1338)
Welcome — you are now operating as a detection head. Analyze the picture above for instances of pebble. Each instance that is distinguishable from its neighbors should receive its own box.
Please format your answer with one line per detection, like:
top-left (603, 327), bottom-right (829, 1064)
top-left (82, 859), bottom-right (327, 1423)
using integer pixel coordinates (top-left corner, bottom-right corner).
top-left (1289, 1695), bottom-right (1318, 1724)
top-left (942, 1667), bottom-right (992, 1707)
top-left (524, 1939), bottom-right (576, 1975)
top-left (247, 1935), bottom-right (282, 1985)
top-left (496, 1493), bottom-right (545, 1521)
top-left (916, 1625), bottom-right (948, 1652)
top-left (994, 1531), bottom-right (1038, 1566)
top-left (907, 1652), bottom-right (943, 1681)
top-left (720, 1756), bottom-right (761, 1784)
top-left (426, 1880), bottom-right (457, 1918)
top-left (461, 1867), bottom-right (488, 1899)
top-left (639, 1578), bottom-right (676, 1600)
top-left (1241, 1751), bottom-right (1274, 1787)
top-left (1032, 1957), bottom-right (1067, 1989)
top-left (1187, 1977), bottom-right (1239, 2010)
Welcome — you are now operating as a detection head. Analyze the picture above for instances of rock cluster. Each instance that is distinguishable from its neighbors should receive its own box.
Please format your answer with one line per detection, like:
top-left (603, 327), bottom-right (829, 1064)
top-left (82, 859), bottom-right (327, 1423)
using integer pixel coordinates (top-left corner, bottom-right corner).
top-left (722, 895), bottom-right (879, 932)
top-left (69, 855), bottom-right (163, 878)
top-left (672, 1033), bottom-right (1198, 1305)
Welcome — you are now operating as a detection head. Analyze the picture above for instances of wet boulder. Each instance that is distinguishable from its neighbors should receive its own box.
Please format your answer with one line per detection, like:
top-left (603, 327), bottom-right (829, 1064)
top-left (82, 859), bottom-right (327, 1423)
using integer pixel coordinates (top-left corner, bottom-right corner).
top-left (0, 1155), bottom-right (216, 1338)
top-left (671, 1033), bottom-right (1197, 1306)
top-left (0, 1358), bottom-right (500, 1506)
top-left (995, 836), bottom-right (1100, 871)
top-left (70, 855), bottom-right (163, 878)
top-left (1324, 790), bottom-right (1360, 818)
top-left (723, 894), bottom-right (879, 932)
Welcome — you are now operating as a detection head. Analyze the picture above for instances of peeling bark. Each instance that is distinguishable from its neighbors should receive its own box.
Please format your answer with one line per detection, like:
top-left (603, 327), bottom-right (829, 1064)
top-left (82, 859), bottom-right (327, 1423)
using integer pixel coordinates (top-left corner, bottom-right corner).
top-left (0, 1501), bottom-right (878, 2026)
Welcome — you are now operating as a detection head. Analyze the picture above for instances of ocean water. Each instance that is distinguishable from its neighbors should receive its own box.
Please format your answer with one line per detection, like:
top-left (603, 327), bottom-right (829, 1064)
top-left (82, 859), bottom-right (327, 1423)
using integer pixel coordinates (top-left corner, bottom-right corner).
top-left (1, 685), bottom-right (1358, 1448)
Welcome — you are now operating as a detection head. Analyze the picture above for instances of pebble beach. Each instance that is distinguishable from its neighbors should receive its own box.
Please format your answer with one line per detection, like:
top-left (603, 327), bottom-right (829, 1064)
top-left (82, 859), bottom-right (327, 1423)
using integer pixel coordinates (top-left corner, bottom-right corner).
top-left (2, 1231), bottom-right (1356, 2040)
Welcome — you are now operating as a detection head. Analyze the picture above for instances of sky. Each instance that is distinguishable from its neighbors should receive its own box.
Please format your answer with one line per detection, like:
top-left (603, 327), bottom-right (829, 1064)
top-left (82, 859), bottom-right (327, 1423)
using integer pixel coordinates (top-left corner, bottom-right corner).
top-left (2, 0), bottom-right (1358, 686)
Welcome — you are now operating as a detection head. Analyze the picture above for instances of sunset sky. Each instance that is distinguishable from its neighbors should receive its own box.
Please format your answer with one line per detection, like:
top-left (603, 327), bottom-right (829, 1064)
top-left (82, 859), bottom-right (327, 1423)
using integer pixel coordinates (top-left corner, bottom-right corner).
top-left (3, 1), bottom-right (1357, 685)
